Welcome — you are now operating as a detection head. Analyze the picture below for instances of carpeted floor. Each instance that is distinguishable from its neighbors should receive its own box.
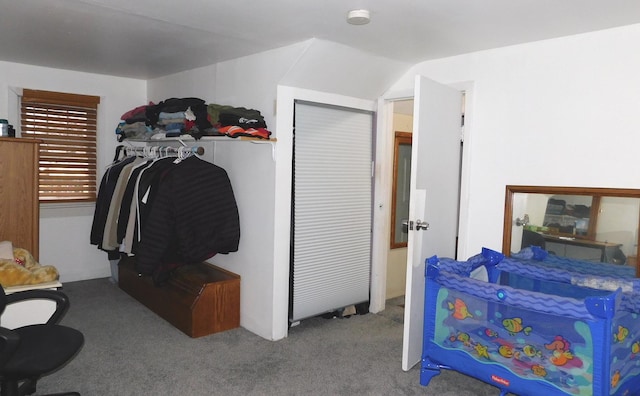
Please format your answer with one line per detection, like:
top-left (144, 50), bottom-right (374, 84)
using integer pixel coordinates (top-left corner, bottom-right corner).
top-left (34, 278), bottom-right (506, 395)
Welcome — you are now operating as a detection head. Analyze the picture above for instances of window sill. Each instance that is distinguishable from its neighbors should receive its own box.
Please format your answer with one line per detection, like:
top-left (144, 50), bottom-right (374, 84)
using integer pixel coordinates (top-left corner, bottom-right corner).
top-left (40, 202), bottom-right (95, 218)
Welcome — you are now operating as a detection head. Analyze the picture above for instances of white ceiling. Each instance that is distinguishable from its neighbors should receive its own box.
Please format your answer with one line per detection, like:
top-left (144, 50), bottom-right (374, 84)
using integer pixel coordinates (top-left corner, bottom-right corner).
top-left (1, 0), bottom-right (640, 80)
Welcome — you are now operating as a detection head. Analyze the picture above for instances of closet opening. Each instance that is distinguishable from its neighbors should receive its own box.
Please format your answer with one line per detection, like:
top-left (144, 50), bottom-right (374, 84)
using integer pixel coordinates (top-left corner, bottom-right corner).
top-left (289, 100), bottom-right (374, 324)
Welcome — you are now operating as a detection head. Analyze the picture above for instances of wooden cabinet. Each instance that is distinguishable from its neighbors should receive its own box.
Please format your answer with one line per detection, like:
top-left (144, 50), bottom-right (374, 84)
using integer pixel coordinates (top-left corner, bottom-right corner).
top-left (0, 138), bottom-right (41, 260)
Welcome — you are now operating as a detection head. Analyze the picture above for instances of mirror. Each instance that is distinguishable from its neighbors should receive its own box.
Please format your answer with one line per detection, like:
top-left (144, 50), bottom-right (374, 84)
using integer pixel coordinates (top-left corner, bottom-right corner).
top-left (502, 185), bottom-right (640, 277)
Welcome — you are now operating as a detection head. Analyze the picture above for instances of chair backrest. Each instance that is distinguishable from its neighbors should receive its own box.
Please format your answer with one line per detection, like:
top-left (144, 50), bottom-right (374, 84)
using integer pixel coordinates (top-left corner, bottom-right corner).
top-left (0, 286), bottom-right (6, 317)
top-left (0, 286), bottom-right (15, 369)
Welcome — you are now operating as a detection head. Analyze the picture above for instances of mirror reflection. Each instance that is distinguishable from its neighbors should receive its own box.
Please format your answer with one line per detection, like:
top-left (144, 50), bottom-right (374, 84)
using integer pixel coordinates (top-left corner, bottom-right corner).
top-left (503, 186), bottom-right (640, 276)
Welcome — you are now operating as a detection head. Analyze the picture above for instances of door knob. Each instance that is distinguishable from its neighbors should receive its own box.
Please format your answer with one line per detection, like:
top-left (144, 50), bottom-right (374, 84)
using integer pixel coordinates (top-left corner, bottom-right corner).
top-left (402, 219), bottom-right (430, 231)
top-left (416, 220), bottom-right (430, 231)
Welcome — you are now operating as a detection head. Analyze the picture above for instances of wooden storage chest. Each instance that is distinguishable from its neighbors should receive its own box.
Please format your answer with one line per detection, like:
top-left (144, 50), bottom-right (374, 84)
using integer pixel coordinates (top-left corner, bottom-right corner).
top-left (118, 257), bottom-right (240, 337)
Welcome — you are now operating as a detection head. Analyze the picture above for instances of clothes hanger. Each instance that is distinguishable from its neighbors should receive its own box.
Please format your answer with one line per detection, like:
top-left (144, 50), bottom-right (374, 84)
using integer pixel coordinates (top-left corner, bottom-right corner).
top-left (113, 145), bottom-right (125, 162)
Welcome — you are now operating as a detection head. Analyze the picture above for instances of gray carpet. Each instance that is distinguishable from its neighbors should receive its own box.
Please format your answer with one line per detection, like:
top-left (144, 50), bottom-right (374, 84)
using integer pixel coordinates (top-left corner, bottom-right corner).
top-left (35, 278), bottom-right (505, 395)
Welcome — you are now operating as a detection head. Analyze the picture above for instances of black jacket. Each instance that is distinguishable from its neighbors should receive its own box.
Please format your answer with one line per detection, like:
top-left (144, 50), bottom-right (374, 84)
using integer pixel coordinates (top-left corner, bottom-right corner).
top-left (135, 156), bottom-right (240, 283)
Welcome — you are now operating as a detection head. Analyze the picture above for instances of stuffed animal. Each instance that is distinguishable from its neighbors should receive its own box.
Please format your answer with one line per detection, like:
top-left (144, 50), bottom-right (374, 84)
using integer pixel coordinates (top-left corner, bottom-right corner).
top-left (0, 241), bottom-right (59, 287)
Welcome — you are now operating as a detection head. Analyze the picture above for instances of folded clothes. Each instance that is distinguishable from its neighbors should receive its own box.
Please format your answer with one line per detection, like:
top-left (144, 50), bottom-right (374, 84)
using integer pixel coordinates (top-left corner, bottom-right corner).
top-left (156, 97), bottom-right (206, 113)
top-left (219, 112), bottom-right (267, 129)
top-left (158, 111), bottom-right (185, 120)
top-left (184, 107), bottom-right (196, 121)
top-left (158, 118), bottom-right (185, 125)
top-left (116, 98), bottom-right (272, 141)
top-left (207, 104), bottom-right (267, 129)
top-left (121, 121), bottom-right (147, 131)
top-left (121, 102), bottom-right (154, 121)
top-left (200, 127), bottom-right (224, 136)
top-left (124, 114), bottom-right (148, 124)
top-left (116, 122), bottom-right (154, 140)
top-left (218, 125), bottom-right (271, 139)
top-left (243, 128), bottom-right (271, 139)
top-left (163, 122), bottom-right (185, 132)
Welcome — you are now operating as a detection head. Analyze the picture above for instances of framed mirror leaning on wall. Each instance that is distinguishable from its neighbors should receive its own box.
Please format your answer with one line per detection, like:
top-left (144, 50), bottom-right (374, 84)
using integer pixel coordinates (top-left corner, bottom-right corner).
top-left (502, 185), bottom-right (640, 277)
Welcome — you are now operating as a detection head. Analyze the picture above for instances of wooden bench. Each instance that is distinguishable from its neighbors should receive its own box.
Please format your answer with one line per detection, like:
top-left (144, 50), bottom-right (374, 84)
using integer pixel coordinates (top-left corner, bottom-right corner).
top-left (118, 257), bottom-right (240, 337)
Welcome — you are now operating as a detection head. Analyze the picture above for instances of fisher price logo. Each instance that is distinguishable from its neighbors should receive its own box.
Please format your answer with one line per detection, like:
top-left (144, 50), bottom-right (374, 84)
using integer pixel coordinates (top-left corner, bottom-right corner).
top-left (491, 375), bottom-right (510, 387)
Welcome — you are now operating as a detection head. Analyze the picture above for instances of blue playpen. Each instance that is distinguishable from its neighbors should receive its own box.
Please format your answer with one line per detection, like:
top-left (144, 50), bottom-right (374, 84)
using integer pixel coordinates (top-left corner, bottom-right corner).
top-left (420, 248), bottom-right (640, 396)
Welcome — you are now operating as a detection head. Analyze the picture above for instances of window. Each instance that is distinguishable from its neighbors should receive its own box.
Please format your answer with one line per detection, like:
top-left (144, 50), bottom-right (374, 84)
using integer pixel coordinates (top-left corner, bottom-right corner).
top-left (20, 89), bottom-right (100, 203)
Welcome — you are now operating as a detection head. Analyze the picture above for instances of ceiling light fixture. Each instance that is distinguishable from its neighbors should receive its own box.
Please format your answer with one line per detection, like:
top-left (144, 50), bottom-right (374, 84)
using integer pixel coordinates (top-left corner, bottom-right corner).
top-left (347, 9), bottom-right (370, 25)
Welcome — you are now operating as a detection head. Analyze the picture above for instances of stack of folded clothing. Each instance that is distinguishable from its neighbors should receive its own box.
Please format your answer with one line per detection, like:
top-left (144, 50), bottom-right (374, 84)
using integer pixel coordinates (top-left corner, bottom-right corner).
top-left (116, 102), bottom-right (155, 140)
top-left (208, 104), bottom-right (271, 139)
top-left (116, 98), bottom-right (272, 141)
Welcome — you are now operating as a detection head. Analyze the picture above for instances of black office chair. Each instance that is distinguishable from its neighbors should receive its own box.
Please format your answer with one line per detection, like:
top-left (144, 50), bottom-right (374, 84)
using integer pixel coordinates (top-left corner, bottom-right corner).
top-left (0, 286), bottom-right (84, 396)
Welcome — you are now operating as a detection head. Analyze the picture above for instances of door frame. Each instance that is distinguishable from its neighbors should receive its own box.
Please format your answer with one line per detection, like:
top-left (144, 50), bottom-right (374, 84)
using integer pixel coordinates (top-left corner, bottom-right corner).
top-left (273, 86), bottom-right (377, 339)
top-left (290, 101), bottom-right (374, 322)
top-left (272, 81), bottom-right (473, 341)
top-left (370, 81), bottom-right (474, 314)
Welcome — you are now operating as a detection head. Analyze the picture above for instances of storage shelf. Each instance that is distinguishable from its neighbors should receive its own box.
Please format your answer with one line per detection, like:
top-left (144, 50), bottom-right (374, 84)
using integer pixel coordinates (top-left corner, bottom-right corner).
top-left (125, 136), bottom-right (276, 143)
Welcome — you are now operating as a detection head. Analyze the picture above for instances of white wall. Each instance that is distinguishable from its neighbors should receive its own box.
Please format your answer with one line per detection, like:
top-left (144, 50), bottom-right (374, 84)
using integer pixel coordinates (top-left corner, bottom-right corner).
top-left (386, 23), bottom-right (640, 261)
top-left (279, 39), bottom-right (410, 99)
top-left (147, 64), bottom-right (218, 104)
top-left (0, 61), bottom-right (147, 282)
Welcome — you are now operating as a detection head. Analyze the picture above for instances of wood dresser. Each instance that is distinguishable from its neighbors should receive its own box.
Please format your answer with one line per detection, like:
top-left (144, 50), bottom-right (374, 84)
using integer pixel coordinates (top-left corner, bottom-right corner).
top-left (0, 138), bottom-right (41, 260)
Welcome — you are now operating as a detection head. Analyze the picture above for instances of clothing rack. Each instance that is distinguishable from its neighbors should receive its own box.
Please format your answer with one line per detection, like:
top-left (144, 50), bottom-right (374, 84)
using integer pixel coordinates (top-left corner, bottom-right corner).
top-left (114, 144), bottom-right (204, 161)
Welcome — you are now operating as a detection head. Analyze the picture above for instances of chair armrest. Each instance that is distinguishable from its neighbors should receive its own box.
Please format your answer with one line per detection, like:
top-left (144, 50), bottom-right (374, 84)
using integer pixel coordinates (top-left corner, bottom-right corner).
top-left (0, 327), bottom-right (20, 367)
top-left (5, 289), bottom-right (70, 325)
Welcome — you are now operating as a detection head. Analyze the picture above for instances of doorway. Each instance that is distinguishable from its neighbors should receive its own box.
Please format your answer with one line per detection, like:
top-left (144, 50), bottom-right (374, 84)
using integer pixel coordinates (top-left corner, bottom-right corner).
top-left (385, 93), bottom-right (466, 302)
top-left (289, 101), bottom-right (374, 323)
top-left (386, 100), bottom-right (414, 299)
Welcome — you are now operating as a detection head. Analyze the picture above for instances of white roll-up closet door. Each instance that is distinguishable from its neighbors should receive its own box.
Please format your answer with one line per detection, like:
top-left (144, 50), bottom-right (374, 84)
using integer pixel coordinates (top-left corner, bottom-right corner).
top-left (291, 101), bottom-right (373, 322)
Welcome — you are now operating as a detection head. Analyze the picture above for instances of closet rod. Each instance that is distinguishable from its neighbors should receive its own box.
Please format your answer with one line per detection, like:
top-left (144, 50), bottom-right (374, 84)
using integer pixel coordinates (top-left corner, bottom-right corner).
top-left (124, 145), bottom-right (205, 156)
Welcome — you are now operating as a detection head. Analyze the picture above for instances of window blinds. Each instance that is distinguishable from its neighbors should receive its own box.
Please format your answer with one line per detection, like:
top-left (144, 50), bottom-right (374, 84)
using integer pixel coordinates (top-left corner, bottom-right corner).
top-left (291, 101), bottom-right (373, 321)
top-left (21, 89), bottom-right (100, 202)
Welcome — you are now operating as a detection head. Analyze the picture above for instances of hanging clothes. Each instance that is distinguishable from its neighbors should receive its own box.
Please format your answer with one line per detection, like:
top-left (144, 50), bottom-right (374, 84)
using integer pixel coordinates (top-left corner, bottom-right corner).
top-left (116, 157), bottom-right (155, 253)
top-left (91, 145), bottom-right (240, 284)
top-left (101, 156), bottom-right (146, 251)
top-left (90, 155), bottom-right (137, 257)
top-left (135, 156), bottom-right (240, 284)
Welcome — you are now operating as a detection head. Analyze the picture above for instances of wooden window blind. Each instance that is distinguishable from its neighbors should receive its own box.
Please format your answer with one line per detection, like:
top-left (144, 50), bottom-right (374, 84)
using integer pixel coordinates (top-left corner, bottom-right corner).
top-left (20, 89), bottom-right (100, 202)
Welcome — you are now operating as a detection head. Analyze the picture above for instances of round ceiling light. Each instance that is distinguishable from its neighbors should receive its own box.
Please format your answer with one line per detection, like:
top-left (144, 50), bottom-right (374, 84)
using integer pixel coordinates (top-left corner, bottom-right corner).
top-left (347, 9), bottom-right (370, 25)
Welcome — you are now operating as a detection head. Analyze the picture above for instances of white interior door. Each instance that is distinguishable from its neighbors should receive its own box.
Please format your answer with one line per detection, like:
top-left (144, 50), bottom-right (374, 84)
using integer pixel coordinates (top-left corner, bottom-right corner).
top-left (401, 76), bottom-right (462, 370)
